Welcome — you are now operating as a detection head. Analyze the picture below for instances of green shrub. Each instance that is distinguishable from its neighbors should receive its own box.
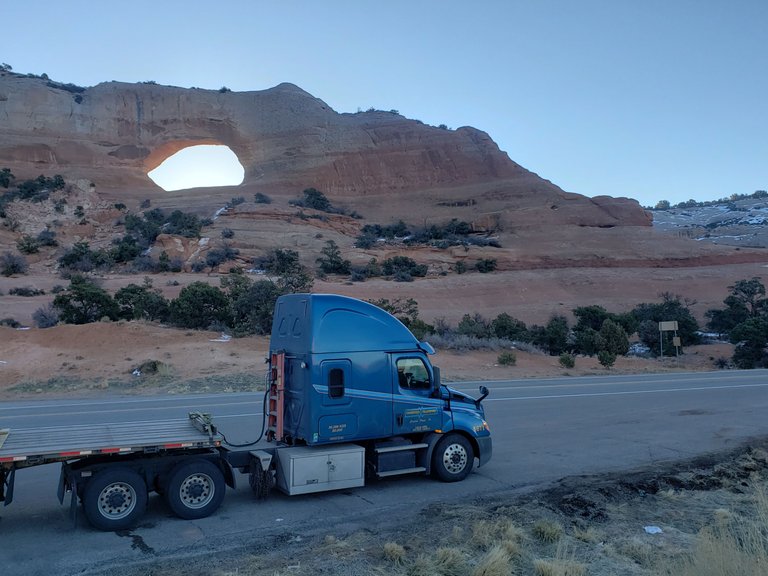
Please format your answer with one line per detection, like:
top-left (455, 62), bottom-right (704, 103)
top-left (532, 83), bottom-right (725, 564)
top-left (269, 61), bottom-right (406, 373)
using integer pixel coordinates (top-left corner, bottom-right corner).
top-left (316, 240), bottom-right (350, 274)
top-left (1, 251), bottom-right (28, 276)
top-left (36, 228), bottom-right (58, 247)
top-left (58, 241), bottom-right (112, 273)
top-left (16, 235), bottom-right (40, 254)
top-left (497, 351), bottom-right (517, 366)
top-left (559, 353), bottom-right (576, 368)
top-left (114, 280), bottom-right (169, 321)
top-left (598, 350), bottom-right (617, 368)
top-left (381, 256), bottom-right (427, 278)
top-left (170, 282), bottom-right (230, 329)
top-left (53, 275), bottom-right (119, 324)
top-left (254, 192), bottom-right (272, 204)
top-left (0, 168), bottom-right (13, 188)
top-left (475, 259), bottom-right (497, 273)
top-left (491, 313), bottom-right (528, 340)
top-left (9, 286), bottom-right (45, 297)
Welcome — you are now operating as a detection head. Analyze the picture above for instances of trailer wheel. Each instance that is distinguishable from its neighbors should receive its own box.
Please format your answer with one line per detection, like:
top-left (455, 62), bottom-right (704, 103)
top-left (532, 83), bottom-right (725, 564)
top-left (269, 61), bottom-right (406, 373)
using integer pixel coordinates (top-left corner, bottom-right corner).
top-left (82, 468), bottom-right (148, 531)
top-left (165, 459), bottom-right (225, 520)
top-left (432, 433), bottom-right (474, 482)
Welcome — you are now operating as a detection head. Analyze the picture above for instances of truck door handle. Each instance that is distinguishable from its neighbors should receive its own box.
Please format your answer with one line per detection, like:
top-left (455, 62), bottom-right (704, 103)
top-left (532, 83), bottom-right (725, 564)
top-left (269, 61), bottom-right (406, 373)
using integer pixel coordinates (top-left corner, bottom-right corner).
top-left (397, 414), bottom-right (404, 426)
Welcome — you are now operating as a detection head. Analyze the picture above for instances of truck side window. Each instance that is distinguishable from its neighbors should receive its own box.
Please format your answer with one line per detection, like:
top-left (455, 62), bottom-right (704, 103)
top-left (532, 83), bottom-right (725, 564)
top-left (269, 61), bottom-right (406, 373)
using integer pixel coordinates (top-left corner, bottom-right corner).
top-left (329, 368), bottom-right (344, 398)
top-left (396, 358), bottom-right (431, 390)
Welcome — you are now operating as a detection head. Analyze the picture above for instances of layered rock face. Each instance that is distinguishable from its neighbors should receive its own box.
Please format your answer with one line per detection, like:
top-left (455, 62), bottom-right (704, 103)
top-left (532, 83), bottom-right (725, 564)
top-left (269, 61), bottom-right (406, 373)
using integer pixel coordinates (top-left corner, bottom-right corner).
top-left (0, 72), bottom-right (650, 228)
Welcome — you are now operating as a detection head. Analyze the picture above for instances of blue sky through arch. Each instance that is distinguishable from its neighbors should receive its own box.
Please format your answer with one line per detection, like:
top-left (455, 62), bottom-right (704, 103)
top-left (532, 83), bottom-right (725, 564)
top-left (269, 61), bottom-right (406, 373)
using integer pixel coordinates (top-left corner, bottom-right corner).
top-left (148, 145), bottom-right (244, 191)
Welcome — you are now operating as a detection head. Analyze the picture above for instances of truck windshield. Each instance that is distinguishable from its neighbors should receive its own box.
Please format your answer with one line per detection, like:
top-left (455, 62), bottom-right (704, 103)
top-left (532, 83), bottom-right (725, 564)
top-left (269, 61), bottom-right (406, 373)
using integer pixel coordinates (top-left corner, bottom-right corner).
top-left (396, 358), bottom-right (431, 390)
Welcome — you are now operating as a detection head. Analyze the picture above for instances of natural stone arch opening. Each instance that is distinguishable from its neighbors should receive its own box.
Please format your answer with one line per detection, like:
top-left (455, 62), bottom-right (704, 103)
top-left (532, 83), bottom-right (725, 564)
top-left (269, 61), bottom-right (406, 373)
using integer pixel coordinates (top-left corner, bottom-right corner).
top-left (147, 144), bottom-right (245, 191)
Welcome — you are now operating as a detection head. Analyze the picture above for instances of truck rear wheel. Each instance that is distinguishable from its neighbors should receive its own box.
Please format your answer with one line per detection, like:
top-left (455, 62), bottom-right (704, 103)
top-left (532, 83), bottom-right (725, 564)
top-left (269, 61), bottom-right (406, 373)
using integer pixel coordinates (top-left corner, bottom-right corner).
top-left (432, 433), bottom-right (474, 482)
top-left (164, 459), bottom-right (225, 520)
top-left (82, 468), bottom-right (148, 531)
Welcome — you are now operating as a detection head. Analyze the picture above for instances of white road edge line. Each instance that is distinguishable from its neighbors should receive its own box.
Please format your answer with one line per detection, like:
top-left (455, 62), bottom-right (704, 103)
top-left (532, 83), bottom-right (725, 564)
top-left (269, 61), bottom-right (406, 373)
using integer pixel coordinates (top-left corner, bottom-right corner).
top-left (485, 382), bottom-right (768, 401)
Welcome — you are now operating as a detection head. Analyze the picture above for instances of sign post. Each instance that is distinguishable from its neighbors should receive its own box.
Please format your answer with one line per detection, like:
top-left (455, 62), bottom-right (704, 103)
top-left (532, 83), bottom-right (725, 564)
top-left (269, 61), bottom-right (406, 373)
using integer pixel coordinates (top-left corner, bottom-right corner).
top-left (658, 321), bottom-right (680, 357)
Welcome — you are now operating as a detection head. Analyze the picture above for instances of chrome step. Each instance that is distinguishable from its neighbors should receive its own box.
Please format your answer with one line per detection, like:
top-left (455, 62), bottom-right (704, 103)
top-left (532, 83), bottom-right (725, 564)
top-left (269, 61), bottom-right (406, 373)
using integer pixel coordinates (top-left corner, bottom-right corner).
top-left (376, 466), bottom-right (427, 478)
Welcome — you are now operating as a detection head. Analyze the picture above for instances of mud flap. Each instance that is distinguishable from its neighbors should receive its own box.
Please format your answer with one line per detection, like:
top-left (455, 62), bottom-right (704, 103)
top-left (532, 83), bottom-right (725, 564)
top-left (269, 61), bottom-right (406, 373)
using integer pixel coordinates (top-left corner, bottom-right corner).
top-left (1, 467), bottom-right (14, 506)
top-left (248, 450), bottom-right (273, 499)
top-left (58, 464), bottom-right (80, 527)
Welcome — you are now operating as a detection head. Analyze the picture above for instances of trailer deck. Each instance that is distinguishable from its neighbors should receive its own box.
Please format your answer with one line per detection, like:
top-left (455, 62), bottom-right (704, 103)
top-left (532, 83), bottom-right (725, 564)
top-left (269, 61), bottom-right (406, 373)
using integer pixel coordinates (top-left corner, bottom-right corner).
top-left (0, 416), bottom-right (222, 468)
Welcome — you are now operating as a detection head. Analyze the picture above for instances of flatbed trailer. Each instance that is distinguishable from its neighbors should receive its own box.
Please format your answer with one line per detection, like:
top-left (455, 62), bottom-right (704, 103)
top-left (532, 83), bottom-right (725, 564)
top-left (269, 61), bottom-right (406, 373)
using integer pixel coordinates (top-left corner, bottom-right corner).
top-left (0, 415), bottom-right (222, 468)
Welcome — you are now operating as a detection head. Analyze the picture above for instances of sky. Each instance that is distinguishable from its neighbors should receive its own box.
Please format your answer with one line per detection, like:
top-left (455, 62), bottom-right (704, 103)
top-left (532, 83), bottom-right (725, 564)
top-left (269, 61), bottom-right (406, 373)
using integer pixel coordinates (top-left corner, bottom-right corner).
top-left (2, 0), bottom-right (766, 207)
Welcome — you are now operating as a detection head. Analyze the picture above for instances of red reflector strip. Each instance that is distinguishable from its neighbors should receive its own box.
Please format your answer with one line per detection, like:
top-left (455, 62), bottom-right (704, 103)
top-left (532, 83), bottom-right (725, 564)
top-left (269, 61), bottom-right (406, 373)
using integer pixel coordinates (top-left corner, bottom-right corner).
top-left (0, 456), bottom-right (27, 463)
top-left (100, 447), bottom-right (132, 454)
top-left (163, 443), bottom-right (193, 449)
top-left (59, 450), bottom-right (93, 457)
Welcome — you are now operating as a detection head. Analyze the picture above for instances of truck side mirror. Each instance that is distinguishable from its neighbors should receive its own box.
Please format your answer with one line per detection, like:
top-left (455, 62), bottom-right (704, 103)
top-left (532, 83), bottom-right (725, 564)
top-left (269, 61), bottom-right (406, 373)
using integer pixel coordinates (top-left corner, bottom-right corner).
top-left (432, 366), bottom-right (441, 389)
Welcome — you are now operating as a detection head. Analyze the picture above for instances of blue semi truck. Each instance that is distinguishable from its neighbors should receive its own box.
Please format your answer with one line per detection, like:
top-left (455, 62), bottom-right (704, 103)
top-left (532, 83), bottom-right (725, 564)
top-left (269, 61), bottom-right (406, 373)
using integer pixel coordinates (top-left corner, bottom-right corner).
top-left (0, 294), bottom-right (491, 530)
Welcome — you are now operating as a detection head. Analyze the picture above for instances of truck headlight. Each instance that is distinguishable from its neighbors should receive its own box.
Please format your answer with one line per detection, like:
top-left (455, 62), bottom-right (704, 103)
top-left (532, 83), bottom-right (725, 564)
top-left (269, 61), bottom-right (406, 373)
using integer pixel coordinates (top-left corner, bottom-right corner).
top-left (473, 420), bottom-right (490, 433)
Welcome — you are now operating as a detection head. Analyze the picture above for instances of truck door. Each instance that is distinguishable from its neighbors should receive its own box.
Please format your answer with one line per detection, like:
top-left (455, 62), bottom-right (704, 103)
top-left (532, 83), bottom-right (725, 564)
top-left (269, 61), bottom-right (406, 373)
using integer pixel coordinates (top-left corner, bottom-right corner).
top-left (391, 355), bottom-right (443, 435)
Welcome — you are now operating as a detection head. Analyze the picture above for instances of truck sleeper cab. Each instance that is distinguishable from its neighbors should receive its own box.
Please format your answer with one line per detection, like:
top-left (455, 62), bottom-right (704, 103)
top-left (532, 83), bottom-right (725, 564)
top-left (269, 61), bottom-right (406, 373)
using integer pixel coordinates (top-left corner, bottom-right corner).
top-left (268, 293), bottom-right (492, 482)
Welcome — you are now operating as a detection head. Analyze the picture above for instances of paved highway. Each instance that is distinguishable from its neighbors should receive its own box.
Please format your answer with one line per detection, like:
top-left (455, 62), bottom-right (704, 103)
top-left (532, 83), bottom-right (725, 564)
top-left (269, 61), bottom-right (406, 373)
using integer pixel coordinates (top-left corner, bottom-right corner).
top-left (1, 370), bottom-right (767, 575)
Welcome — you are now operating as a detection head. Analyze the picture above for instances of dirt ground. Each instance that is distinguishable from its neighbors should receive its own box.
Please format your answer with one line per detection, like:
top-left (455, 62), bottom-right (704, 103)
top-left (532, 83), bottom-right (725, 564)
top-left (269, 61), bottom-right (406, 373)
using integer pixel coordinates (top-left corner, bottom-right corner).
top-left (0, 320), bottom-right (735, 399)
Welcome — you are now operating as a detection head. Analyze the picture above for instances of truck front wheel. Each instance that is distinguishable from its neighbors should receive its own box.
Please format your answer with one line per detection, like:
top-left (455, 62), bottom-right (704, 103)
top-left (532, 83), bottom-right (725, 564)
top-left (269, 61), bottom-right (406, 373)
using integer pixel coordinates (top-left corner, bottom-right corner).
top-left (82, 468), bottom-right (148, 531)
top-left (164, 459), bottom-right (226, 520)
top-left (432, 433), bottom-right (474, 482)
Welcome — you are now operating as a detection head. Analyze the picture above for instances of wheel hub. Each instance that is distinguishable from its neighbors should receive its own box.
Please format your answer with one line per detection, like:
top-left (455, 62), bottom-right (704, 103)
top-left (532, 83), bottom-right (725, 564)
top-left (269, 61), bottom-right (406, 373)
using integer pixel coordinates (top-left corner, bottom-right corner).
top-left (180, 473), bottom-right (214, 508)
top-left (98, 482), bottom-right (135, 518)
top-left (443, 443), bottom-right (468, 474)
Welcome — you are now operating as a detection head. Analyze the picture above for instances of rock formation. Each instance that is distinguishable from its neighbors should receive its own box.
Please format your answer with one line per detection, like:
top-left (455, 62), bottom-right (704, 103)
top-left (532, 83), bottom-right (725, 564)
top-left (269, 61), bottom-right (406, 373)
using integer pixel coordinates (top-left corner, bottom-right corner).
top-left (0, 71), bottom-right (651, 228)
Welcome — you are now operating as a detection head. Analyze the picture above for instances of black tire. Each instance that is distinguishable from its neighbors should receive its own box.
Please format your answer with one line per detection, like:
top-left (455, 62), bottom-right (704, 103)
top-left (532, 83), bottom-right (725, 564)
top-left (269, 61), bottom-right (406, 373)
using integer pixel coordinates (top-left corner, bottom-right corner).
top-left (82, 468), bottom-right (148, 531)
top-left (164, 459), bottom-right (226, 520)
top-left (432, 433), bottom-right (474, 482)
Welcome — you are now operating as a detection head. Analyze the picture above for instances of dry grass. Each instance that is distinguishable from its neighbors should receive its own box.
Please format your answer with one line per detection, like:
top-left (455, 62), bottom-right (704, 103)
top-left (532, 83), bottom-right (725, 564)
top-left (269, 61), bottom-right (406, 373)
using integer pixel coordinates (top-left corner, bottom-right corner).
top-left (471, 545), bottom-right (512, 576)
top-left (432, 547), bottom-right (468, 576)
top-left (658, 486), bottom-right (768, 576)
top-left (533, 558), bottom-right (587, 576)
top-left (383, 542), bottom-right (407, 565)
top-left (532, 519), bottom-right (563, 543)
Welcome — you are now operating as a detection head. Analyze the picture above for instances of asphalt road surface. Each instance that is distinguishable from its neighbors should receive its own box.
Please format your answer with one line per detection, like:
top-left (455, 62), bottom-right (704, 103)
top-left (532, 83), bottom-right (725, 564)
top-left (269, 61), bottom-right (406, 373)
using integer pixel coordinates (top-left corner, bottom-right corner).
top-left (1, 369), bottom-right (767, 575)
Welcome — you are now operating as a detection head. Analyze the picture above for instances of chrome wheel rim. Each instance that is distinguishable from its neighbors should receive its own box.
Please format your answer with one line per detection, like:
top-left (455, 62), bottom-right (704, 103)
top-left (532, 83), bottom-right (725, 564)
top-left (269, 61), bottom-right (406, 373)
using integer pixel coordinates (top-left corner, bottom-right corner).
top-left (442, 443), bottom-right (468, 474)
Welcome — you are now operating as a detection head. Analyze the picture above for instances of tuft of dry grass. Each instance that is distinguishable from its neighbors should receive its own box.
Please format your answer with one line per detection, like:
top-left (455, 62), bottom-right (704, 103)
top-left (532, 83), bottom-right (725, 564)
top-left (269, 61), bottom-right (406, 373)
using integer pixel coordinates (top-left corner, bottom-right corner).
top-left (432, 547), bottom-right (468, 576)
top-left (533, 558), bottom-right (587, 576)
top-left (615, 539), bottom-right (654, 566)
top-left (471, 545), bottom-right (512, 576)
top-left (533, 542), bottom-right (587, 576)
top-left (532, 519), bottom-right (563, 543)
top-left (470, 518), bottom-right (525, 555)
top-left (406, 554), bottom-right (434, 576)
top-left (383, 542), bottom-right (407, 565)
top-left (572, 526), bottom-right (601, 543)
